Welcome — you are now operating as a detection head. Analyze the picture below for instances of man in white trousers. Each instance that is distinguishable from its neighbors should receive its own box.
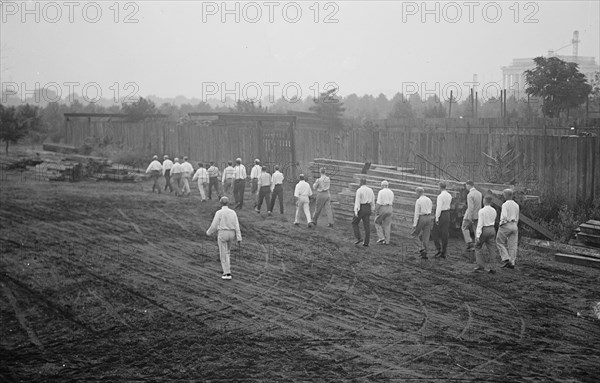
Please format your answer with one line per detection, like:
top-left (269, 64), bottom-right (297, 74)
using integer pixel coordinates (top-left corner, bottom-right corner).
top-left (180, 156), bottom-right (194, 196)
top-left (497, 189), bottom-right (520, 269)
top-left (206, 197), bottom-right (242, 280)
top-left (294, 174), bottom-right (313, 227)
top-left (192, 162), bottom-right (209, 201)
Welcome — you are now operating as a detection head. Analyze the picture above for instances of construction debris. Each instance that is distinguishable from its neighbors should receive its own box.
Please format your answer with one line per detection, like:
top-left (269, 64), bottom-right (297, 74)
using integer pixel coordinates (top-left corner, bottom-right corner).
top-left (576, 220), bottom-right (600, 248)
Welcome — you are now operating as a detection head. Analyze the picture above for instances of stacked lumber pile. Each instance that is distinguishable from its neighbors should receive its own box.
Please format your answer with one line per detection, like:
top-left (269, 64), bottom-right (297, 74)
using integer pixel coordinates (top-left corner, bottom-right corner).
top-left (309, 158), bottom-right (541, 233)
top-left (576, 220), bottom-right (600, 248)
top-left (522, 237), bottom-right (600, 269)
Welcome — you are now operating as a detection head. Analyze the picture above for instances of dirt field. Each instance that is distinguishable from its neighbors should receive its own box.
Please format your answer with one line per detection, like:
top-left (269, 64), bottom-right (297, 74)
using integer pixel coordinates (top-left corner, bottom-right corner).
top-left (1, 166), bottom-right (599, 382)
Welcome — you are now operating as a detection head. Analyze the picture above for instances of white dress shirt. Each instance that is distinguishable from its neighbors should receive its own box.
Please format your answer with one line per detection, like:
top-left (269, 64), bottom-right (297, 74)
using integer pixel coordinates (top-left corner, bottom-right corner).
top-left (206, 206), bottom-right (242, 241)
top-left (233, 164), bottom-right (247, 180)
top-left (413, 195), bottom-right (433, 227)
top-left (294, 180), bottom-right (312, 199)
top-left (435, 190), bottom-right (452, 221)
top-left (222, 166), bottom-right (235, 182)
top-left (500, 200), bottom-right (520, 225)
top-left (162, 159), bottom-right (173, 175)
top-left (171, 162), bottom-right (183, 174)
top-left (192, 167), bottom-right (209, 183)
top-left (250, 165), bottom-right (262, 179)
top-left (271, 171), bottom-right (284, 186)
top-left (476, 205), bottom-right (497, 238)
top-left (181, 161), bottom-right (194, 177)
top-left (354, 185), bottom-right (375, 215)
top-left (313, 175), bottom-right (331, 192)
top-left (146, 160), bottom-right (162, 173)
top-left (258, 172), bottom-right (271, 187)
top-left (376, 188), bottom-right (394, 206)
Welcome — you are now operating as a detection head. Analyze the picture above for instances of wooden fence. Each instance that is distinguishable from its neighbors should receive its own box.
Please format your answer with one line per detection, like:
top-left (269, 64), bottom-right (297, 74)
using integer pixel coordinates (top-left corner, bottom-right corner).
top-left (64, 115), bottom-right (599, 205)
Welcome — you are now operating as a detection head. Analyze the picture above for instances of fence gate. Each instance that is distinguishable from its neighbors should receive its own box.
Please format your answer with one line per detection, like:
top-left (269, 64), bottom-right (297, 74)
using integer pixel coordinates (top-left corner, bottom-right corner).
top-left (259, 121), bottom-right (294, 174)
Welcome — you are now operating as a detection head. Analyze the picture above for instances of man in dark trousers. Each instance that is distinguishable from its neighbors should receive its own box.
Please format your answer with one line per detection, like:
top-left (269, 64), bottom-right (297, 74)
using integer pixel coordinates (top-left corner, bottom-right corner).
top-left (268, 165), bottom-right (285, 215)
top-left (432, 182), bottom-right (452, 258)
top-left (352, 178), bottom-right (375, 247)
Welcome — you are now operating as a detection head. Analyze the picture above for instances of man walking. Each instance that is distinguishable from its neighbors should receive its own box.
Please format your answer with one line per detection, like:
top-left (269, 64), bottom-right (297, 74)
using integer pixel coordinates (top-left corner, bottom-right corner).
top-left (352, 178), bottom-right (375, 247)
top-left (497, 189), bottom-right (520, 269)
top-left (293, 174), bottom-right (313, 227)
top-left (145, 155), bottom-right (163, 194)
top-left (192, 162), bottom-right (209, 201)
top-left (250, 159), bottom-right (262, 207)
top-left (207, 161), bottom-right (221, 200)
top-left (375, 180), bottom-right (394, 245)
top-left (432, 182), bottom-right (452, 258)
top-left (232, 158), bottom-right (247, 209)
top-left (411, 187), bottom-right (433, 259)
top-left (462, 180), bottom-right (483, 250)
top-left (170, 158), bottom-right (183, 196)
top-left (221, 161), bottom-right (235, 198)
top-left (181, 156), bottom-right (194, 196)
top-left (474, 195), bottom-right (498, 273)
top-left (311, 167), bottom-right (334, 227)
top-left (255, 166), bottom-right (271, 214)
top-left (206, 196), bottom-right (242, 280)
top-left (162, 155), bottom-right (173, 193)
top-left (268, 165), bottom-right (284, 216)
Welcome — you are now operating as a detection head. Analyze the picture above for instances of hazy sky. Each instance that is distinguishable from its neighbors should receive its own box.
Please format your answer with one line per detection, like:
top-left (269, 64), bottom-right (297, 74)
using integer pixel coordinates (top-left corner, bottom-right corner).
top-left (2, 0), bottom-right (599, 104)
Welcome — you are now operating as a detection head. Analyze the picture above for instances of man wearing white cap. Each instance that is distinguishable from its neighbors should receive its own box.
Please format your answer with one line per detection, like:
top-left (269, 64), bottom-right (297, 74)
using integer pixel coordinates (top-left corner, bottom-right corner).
top-left (192, 162), bottom-right (209, 201)
top-left (250, 159), bottom-right (262, 207)
top-left (180, 156), bottom-right (194, 196)
top-left (293, 174), bottom-right (313, 227)
top-left (232, 158), bottom-right (247, 209)
top-left (162, 155), bottom-right (173, 193)
top-left (375, 180), bottom-right (394, 245)
top-left (206, 196), bottom-right (242, 280)
top-left (170, 158), bottom-right (183, 196)
top-left (145, 155), bottom-right (163, 194)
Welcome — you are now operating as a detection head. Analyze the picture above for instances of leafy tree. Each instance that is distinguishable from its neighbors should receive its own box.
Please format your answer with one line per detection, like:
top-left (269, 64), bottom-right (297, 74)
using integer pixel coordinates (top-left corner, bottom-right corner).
top-left (309, 88), bottom-right (345, 127)
top-left (388, 94), bottom-right (414, 118)
top-left (231, 99), bottom-right (266, 113)
top-left (524, 56), bottom-right (592, 117)
top-left (0, 103), bottom-right (41, 153)
top-left (423, 95), bottom-right (447, 118)
top-left (122, 97), bottom-right (157, 122)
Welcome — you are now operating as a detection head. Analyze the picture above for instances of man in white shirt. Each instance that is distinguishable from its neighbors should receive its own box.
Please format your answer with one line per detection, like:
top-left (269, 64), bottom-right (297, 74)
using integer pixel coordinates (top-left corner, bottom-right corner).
top-left (293, 174), bottom-right (313, 227)
top-left (250, 159), bottom-right (262, 207)
top-left (232, 158), bottom-right (247, 209)
top-left (352, 178), bottom-right (375, 247)
top-left (170, 158), bottom-right (183, 196)
top-left (311, 167), bottom-right (334, 227)
top-left (268, 165), bottom-right (285, 215)
top-left (474, 195), bottom-right (498, 273)
top-left (162, 155), bottom-right (173, 193)
top-left (255, 166), bottom-right (272, 214)
top-left (462, 180), bottom-right (483, 250)
top-left (411, 187), bottom-right (433, 258)
top-left (145, 155), bottom-right (163, 194)
top-left (432, 182), bottom-right (452, 258)
top-left (192, 162), bottom-right (209, 201)
top-left (375, 180), bottom-right (394, 245)
top-left (207, 161), bottom-right (221, 200)
top-left (221, 161), bottom-right (235, 198)
top-left (180, 156), bottom-right (194, 196)
top-left (206, 196), bottom-right (242, 280)
top-left (496, 189), bottom-right (520, 269)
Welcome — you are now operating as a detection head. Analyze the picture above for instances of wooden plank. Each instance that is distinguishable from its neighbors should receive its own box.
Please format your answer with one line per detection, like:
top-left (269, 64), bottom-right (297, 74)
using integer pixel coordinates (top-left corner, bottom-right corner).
top-left (576, 232), bottom-right (600, 246)
top-left (554, 253), bottom-right (600, 269)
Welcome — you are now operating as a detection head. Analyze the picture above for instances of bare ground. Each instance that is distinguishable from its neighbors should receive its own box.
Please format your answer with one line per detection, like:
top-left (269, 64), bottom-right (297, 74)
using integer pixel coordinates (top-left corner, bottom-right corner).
top-left (1, 170), bottom-right (599, 382)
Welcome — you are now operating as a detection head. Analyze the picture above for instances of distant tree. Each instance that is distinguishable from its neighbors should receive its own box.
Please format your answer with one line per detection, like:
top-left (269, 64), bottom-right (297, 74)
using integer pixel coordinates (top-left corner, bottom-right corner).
top-left (524, 56), bottom-right (592, 118)
top-left (422, 95), bottom-right (446, 118)
top-left (590, 71), bottom-right (600, 104)
top-left (231, 99), bottom-right (266, 113)
top-left (388, 94), bottom-right (414, 118)
top-left (309, 88), bottom-right (346, 127)
top-left (122, 97), bottom-right (157, 122)
top-left (0, 103), bottom-right (42, 153)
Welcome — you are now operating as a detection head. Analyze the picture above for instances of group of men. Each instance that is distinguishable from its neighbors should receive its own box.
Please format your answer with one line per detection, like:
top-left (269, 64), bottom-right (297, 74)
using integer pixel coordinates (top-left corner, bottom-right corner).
top-left (148, 155), bottom-right (520, 279)
top-left (350, 178), bottom-right (520, 272)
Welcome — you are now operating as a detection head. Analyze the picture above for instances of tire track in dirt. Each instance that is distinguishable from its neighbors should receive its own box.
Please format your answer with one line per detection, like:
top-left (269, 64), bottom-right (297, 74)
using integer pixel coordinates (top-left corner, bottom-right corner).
top-left (1, 280), bottom-right (44, 351)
